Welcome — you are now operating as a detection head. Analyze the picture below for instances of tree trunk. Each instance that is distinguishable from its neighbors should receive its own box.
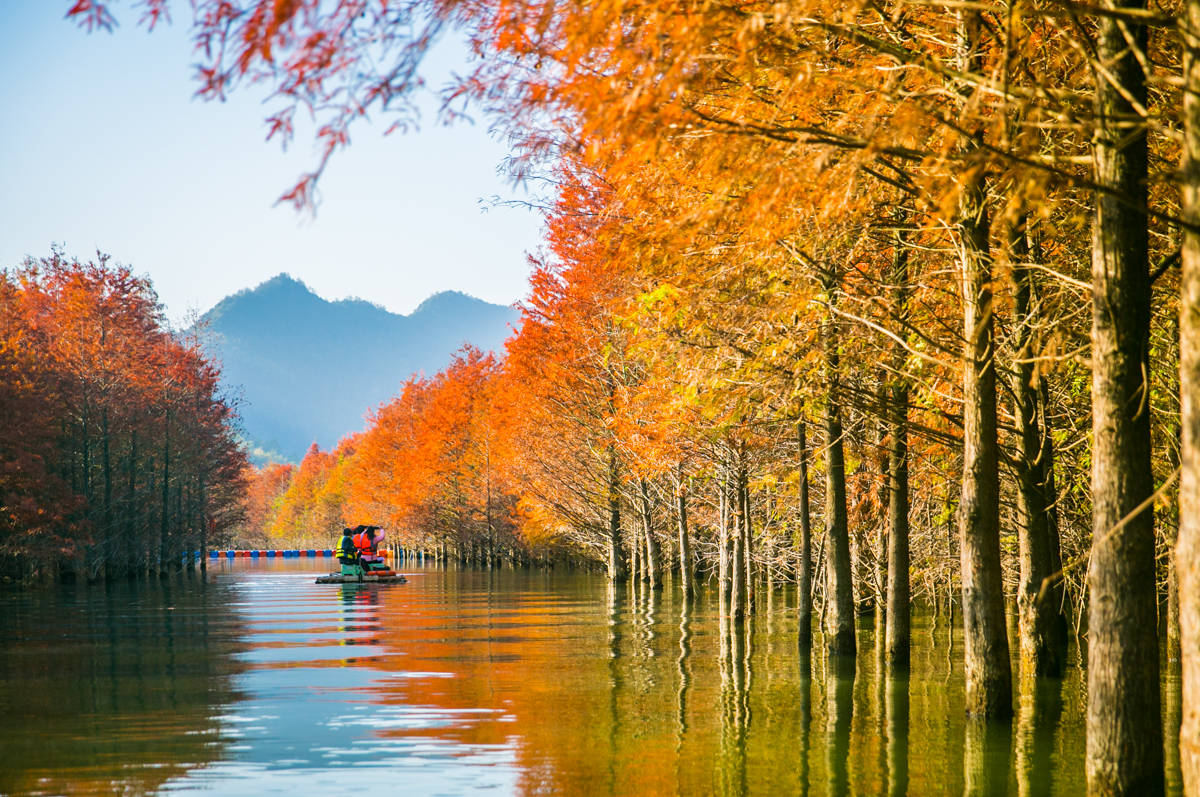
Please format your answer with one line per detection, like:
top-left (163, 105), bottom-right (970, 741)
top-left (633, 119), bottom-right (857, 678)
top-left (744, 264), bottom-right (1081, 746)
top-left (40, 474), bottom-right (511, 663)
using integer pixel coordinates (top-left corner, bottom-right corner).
top-left (886, 232), bottom-right (911, 669)
top-left (731, 460), bottom-right (745, 621)
top-left (797, 420), bottom-right (813, 650)
top-left (719, 465), bottom-right (731, 606)
top-left (955, 9), bottom-right (1011, 720)
top-left (1087, 0), bottom-right (1163, 791)
top-left (639, 479), bottom-right (661, 590)
top-left (1010, 217), bottom-right (1068, 678)
top-left (676, 464), bottom-right (693, 599)
top-left (606, 443), bottom-right (626, 582)
top-left (159, 408), bottom-right (170, 574)
top-left (1086, 0), bottom-right (1163, 789)
top-left (740, 460), bottom-right (754, 615)
top-left (823, 267), bottom-right (855, 657)
top-left (1176, 1), bottom-right (1200, 789)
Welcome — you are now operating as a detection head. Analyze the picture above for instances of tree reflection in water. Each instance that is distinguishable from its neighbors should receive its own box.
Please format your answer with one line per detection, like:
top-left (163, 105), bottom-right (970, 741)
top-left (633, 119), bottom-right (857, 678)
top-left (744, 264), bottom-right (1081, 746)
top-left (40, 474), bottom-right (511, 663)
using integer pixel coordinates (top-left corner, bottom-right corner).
top-left (826, 652), bottom-right (856, 797)
top-left (885, 668), bottom-right (910, 797)
top-left (965, 716), bottom-right (1014, 796)
top-left (0, 574), bottom-right (237, 795)
top-left (1015, 672), bottom-right (1063, 797)
top-left (719, 614), bottom-right (751, 797)
top-left (797, 645), bottom-right (813, 797)
top-left (0, 565), bottom-right (1165, 795)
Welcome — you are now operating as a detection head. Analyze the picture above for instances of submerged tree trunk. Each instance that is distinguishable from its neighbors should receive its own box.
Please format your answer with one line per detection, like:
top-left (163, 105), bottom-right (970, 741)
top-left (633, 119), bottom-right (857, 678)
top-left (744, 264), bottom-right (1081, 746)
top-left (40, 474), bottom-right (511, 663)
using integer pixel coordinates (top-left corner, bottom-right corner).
top-left (639, 479), bottom-right (661, 590)
top-left (885, 232), bottom-right (911, 669)
top-left (1177, 1), bottom-right (1200, 790)
top-left (797, 420), bottom-right (813, 650)
top-left (1086, 1), bottom-right (1163, 792)
top-left (740, 460), bottom-right (754, 615)
top-left (159, 408), bottom-right (171, 574)
top-left (731, 459), bottom-right (746, 621)
top-left (719, 465), bottom-right (732, 606)
top-left (955, 9), bottom-right (1011, 719)
top-left (1010, 217), bottom-right (1068, 678)
top-left (676, 464), bottom-right (694, 599)
top-left (606, 443), bottom-right (626, 582)
top-left (823, 267), bottom-right (855, 657)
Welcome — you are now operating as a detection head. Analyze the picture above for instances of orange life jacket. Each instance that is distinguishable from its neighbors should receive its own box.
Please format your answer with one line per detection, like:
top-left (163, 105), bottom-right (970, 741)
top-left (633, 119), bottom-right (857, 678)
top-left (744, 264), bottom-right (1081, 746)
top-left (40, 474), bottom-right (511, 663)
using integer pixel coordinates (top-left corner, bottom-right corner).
top-left (353, 530), bottom-right (376, 555)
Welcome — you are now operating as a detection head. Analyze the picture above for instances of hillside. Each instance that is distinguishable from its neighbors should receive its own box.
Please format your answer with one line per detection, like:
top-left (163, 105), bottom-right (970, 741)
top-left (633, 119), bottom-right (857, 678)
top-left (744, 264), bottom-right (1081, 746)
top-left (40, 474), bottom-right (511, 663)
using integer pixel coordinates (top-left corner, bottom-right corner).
top-left (197, 274), bottom-right (517, 462)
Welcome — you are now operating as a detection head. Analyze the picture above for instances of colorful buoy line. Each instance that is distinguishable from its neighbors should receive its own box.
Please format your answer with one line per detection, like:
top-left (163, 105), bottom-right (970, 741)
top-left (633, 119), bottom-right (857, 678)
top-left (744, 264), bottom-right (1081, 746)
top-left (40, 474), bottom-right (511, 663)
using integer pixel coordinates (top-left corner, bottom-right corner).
top-left (200, 549), bottom-right (395, 559)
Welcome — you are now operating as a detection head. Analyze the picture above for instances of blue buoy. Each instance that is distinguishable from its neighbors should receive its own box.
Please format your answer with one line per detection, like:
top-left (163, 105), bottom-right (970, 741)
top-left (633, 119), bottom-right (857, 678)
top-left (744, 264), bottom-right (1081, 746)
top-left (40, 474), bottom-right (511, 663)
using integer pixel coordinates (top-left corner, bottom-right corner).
top-left (267, 550), bottom-right (276, 558)
top-left (250, 550), bottom-right (260, 557)
top-left (226, 550), bottom-right (235, 558)
top-left (209, 551), bottom-right (219, 558)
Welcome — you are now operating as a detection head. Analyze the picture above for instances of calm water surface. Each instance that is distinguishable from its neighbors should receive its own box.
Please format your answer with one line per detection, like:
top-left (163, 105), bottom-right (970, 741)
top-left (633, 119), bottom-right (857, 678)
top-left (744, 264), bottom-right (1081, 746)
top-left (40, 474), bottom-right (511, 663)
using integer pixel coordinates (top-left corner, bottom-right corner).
top-left (0, 559), bottom-right (1181, 795)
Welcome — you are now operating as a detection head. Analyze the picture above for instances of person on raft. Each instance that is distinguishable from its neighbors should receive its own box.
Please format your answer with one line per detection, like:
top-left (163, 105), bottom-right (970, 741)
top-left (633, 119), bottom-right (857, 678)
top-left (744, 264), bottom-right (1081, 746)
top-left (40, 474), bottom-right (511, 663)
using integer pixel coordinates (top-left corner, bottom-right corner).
top-left (337, 527), bottom-right (363, 577)
top-left (352, 525), bottom-right (388, 571)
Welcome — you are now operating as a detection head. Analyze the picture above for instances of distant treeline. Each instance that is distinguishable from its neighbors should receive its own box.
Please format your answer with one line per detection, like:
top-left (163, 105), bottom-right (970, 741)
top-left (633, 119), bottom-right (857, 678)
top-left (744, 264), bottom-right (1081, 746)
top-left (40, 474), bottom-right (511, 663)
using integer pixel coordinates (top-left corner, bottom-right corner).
top-left (241, 346), bottom-right (527, 561)
top-left (0, 252), bottom-right (247, 581)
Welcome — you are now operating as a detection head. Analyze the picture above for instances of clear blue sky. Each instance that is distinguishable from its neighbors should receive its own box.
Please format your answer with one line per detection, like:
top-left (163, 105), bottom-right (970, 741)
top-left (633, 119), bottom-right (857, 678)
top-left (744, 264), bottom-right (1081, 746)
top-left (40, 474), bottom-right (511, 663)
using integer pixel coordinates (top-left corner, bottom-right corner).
top-left (0, 3), bottom-right (543, 324)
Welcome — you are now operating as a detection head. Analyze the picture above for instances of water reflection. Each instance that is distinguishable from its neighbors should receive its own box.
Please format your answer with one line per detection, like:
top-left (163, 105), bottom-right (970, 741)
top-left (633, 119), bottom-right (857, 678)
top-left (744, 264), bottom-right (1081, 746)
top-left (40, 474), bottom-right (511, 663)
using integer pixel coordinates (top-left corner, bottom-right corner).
top-left (886, 670), bottom-right (910, 797)
top-left (826, 654), bottom-right (855, 797)
top-left (797, 646), bottom-right (813, 796)
top-left (676, 597), bottom-right (693, 746)
top-left (0, 561), bottom-right (1179, 795)
top-left (1016, 676), bottom-right (1063, 797)
top-left (0, 573), bottom-right (235, 795)
top-left (966, 718), bottom-right (1013, 797)
top-left (718, 617), bottom-right (751, 796)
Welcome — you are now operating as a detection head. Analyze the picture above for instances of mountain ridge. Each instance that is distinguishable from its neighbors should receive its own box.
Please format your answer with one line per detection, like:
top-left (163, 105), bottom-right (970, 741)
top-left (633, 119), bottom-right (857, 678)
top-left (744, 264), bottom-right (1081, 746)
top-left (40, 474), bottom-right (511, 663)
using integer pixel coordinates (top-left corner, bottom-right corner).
top-left (197, 273), bottom-right (517, 463)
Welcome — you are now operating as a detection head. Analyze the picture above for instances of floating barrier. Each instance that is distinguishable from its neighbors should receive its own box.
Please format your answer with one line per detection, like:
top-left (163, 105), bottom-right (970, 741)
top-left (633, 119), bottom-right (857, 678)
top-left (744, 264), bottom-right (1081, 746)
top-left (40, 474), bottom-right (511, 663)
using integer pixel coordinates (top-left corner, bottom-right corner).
top-left (209, 549), bottom-right (337, 558)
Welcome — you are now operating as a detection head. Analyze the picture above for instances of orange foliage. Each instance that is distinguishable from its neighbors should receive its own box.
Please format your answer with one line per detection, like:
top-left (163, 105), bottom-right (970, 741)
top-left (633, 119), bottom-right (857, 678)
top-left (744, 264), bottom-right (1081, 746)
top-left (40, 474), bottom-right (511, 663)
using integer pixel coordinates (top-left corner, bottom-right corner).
top-left (1, 251), bottom-right (247, 579)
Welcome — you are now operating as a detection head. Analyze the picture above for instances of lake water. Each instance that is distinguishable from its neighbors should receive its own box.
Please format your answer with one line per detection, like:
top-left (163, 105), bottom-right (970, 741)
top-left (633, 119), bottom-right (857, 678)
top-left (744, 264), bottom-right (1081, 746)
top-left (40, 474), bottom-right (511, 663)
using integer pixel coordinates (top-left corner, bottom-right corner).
top-left (0, 559), bottom-right (1182, 795)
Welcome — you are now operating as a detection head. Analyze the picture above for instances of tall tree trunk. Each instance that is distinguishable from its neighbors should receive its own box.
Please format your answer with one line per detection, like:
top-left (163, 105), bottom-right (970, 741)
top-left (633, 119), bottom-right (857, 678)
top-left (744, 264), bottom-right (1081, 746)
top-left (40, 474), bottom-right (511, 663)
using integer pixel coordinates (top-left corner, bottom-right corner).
top-left (886, 231), bottom-right (911, 669)
top-left (676, 464), bottom-right (693, 599)
top-left (159, 408), bottom-right (170, 573)
top-left (1176, 0), bottom-right (1200, 789)
top-left (731, 459), bottom-right (746, 621)
top-left (1038, 379), bottom-right (1068, 625)
top-left (740, 460), bottom-right (754, 615)
top-left (823, 267), bottom-right (855, 657)
top-left (101, 407), bottom-right (112, 564)
top-left (1086, 1), bottom-right (1163, 792)
top-left (719, 463), bottom-right (731, 606)
top-left (874, 408), bottom-right (888, 631)
top-left (639, 479), bottom-right (661, 590)
top-left (1010, 216), bottom-right (1068, 678)
top-left (956, 9), bottom-right (1012, 719)
top-left (123, 427), bottom-right (138, 578)
top-left (606, 443), bottom-right (626, 582)
top-left (797, 420), bottom-right (813, 650)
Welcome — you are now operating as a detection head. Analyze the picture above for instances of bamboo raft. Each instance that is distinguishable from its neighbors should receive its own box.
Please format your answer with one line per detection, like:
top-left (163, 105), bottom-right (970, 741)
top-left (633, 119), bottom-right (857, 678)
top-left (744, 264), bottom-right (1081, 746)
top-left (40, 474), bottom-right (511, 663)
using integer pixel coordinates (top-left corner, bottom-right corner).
top-left (315, 570), bottom-right (408, 584)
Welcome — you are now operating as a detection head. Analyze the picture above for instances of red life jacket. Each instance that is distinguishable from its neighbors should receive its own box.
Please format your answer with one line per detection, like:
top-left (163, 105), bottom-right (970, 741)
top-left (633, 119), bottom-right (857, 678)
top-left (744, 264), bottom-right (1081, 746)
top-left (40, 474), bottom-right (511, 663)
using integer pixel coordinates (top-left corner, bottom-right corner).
top-left (353, 530), bottom-right (376, 555)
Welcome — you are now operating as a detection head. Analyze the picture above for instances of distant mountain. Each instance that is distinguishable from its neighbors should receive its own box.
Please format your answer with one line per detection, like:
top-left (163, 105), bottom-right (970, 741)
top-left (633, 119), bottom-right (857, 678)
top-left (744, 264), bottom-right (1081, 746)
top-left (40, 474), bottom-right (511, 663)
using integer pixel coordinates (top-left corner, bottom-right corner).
top-left (197, 274), bottom-right (518, 463)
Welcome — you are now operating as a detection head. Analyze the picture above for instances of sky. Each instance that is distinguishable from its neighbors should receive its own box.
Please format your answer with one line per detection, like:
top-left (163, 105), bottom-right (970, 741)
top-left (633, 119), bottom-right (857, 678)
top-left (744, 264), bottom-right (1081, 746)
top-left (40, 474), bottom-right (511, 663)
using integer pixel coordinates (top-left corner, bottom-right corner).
top-left (0, 3), bottom-right (544, 324)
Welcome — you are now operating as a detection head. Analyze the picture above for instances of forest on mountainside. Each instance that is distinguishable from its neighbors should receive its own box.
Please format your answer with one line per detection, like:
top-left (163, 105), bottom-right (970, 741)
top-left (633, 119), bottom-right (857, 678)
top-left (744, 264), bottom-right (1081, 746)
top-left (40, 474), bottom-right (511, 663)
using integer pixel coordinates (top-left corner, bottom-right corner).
top-left (57, 0), bottom-right (1200, 791)
top-left (0, 251), bottom-right (247, 581)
